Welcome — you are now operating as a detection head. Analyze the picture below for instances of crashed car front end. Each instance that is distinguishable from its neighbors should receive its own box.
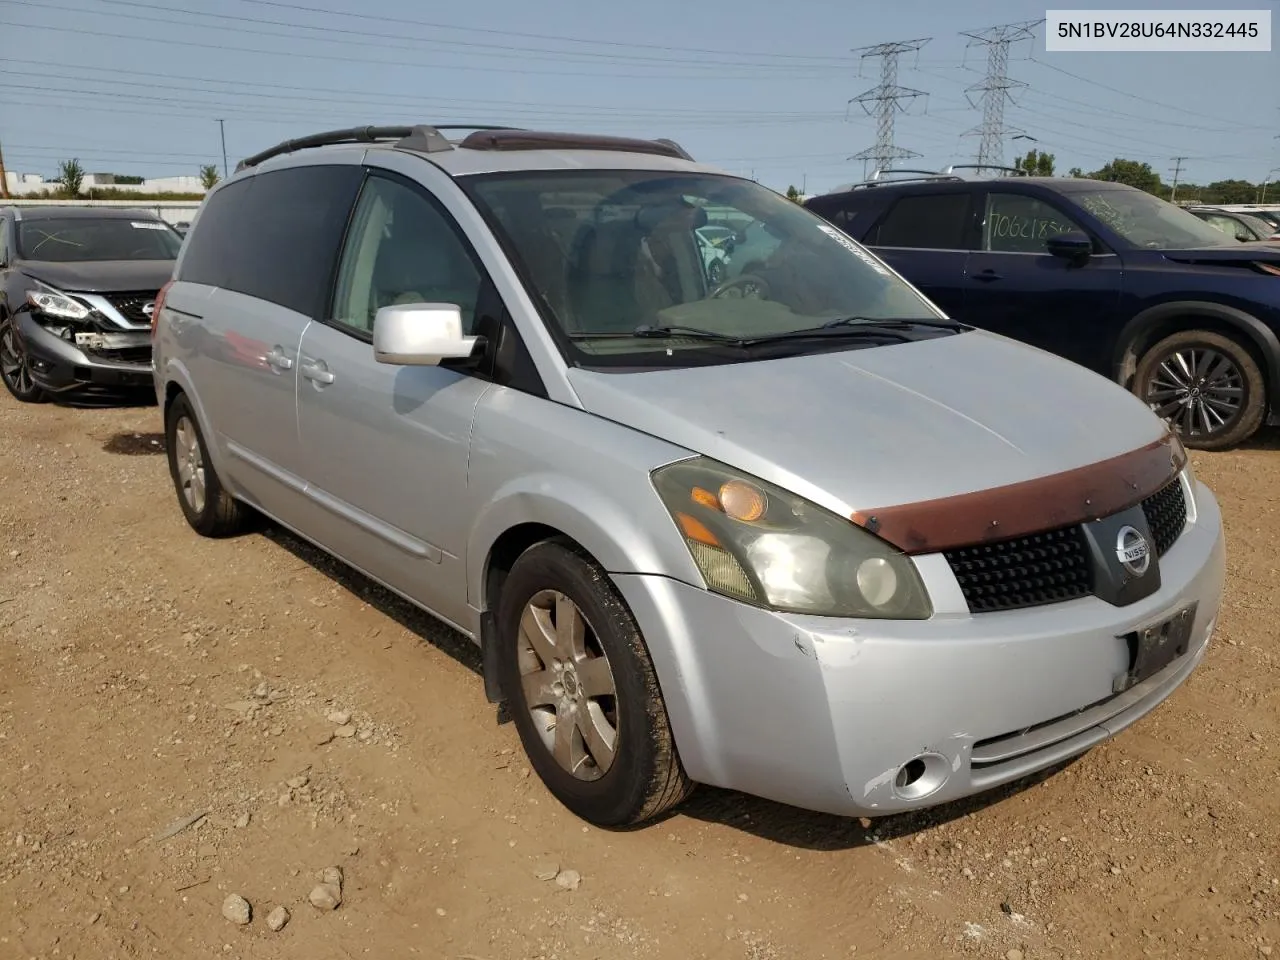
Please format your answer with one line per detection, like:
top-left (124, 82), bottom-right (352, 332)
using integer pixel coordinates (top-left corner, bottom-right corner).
top-left (16, 279), bottom-right (156, 393)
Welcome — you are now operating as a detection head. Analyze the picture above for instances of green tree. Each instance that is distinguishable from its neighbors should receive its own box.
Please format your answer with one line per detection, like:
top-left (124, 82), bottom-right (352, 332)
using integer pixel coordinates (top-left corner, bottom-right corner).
top-left (58, 158), bottom-right (85, 198)
top-left (199, 164), bottom-right (221, 190)
top-left (785, 184), bottom-right (801, 202)
top-left (1013, 148), bottom-right (1056, 176)
top-left (1067, 166), bottom-right (1085, 178)
top-left (1202, 179), bottom-right (1257, 204)
top-left (1086, 158), bottom-right (1164, 195)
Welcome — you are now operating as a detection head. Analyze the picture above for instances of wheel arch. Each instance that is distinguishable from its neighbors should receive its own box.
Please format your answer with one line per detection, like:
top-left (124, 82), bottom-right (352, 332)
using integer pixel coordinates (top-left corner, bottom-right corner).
top-left (468, 482), bottom-right (703, 705)
top-left (1114, 302), bottom-right (1280, 420)
top-left (159, 363), bottom-right (234, 483)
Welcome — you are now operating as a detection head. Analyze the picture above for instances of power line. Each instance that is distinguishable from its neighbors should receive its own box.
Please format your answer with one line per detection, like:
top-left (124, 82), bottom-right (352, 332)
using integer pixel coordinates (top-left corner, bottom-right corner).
top-left (9, 1), bottom-right (850, 76)
top-left (4, 18), bottom-right (844, 83)
top-left (960, 19), bottom-right (1042, 172)
top-left (848, 38), bottom-right (931, 178)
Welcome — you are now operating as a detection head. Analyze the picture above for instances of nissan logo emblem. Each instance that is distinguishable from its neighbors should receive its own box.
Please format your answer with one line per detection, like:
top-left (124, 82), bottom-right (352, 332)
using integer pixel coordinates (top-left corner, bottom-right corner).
top-left (1115, 525), bottom-right (1151, 577)
top-left (142, 302), bottom-right (156, 317)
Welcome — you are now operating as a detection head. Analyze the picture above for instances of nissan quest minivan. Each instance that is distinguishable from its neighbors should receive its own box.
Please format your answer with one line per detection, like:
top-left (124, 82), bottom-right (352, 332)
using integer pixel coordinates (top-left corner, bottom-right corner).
top-left (151, 125), bottom-right (1226, 827)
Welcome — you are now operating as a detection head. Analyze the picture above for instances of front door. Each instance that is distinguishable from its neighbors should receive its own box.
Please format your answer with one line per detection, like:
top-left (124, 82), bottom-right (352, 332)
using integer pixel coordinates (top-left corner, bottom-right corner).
top-left (963, 189), bottom-right (1124, 375)
top-left (295, 169), bottom-right (493, 629)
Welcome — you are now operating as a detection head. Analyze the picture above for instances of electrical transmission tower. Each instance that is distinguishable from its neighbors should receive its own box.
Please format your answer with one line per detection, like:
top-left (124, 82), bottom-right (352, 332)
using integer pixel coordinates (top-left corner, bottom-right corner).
top-left (961, 20), bottom-right (1042, 174)
top-left (848, 38), bottom-right (930, 179)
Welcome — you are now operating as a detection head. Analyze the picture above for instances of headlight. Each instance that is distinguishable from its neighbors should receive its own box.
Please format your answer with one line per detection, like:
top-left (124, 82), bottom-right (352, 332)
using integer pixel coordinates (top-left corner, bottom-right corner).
top-left (651, 457), bottom-right (932, 619)
top-left (27, 285), bottom-right (90, 321)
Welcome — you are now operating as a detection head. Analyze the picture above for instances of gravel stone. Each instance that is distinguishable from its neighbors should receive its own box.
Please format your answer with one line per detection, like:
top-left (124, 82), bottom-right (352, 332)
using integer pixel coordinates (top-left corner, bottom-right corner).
top-left (326, 710), bottom-right (352, 725)
top-left (555, 868), bottom-right (582, 891)
top-left (266, 905), bottom-right (290, 932)
top-left (221, 893), bottom-right (251, 925)
top-left (309, 882), bottom-right (343, 910)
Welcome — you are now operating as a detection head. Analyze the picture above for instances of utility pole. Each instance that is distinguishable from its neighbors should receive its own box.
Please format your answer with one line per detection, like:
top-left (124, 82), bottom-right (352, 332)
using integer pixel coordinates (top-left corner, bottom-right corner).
top-left (216, 119), bottom-right (228, 178)
top-left (0, 137), bottom-right (10, 199)
top-left (961, 20), bottom-right (1042, 174)
top-left (848, 38), bottom-right (931, 180)
top-left (1169, 156), bottom-right (1187, 203)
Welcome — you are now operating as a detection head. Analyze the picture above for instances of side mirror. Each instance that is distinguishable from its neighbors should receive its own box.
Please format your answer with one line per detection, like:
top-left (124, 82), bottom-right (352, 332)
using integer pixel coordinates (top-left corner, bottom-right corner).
top-left (1046, 231), bottom-right (1093, 261)
top-left (372, 302), bottom-right (480, 366)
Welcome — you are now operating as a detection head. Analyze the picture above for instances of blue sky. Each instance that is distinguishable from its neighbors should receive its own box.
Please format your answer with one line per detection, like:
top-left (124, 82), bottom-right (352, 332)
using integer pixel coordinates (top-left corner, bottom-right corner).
top-left (2, 0), bottom-right (1276, 194)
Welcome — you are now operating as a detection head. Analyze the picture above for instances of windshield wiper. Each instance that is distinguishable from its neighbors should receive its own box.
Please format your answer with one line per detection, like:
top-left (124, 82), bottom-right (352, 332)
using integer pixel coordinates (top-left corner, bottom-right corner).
top-left (819, 316), bottom-right (968, 331)
top-left (567, 324), bottom-right (753, 345)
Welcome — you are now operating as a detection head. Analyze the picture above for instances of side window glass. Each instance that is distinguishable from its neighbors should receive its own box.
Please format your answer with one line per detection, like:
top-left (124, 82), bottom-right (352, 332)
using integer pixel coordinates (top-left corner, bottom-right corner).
top-left (871, 194), bottom-right (971, 250)
top-left (0, 224), bottom-right (8, 264)
top-left (332, 175), bottom-right (484, 335)
top-left (982, 193), bottom-right (1086, 254)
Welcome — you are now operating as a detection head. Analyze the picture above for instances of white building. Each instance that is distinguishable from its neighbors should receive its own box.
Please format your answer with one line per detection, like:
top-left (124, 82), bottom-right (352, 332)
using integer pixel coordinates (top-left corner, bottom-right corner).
top-left (4, 171), bottom-right (206, 197)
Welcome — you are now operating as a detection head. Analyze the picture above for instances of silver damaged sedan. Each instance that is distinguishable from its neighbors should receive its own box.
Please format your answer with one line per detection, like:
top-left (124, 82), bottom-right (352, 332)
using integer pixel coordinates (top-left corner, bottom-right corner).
top-left (151, 126), bottom-right (1226, 826)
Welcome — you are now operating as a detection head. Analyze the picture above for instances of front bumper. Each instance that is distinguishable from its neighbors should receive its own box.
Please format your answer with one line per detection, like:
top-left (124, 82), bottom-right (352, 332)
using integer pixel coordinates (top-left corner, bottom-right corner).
top-left (17, 312), bottom-right (153, 393)
top-left (613, 479), bottom-right (1226, 819)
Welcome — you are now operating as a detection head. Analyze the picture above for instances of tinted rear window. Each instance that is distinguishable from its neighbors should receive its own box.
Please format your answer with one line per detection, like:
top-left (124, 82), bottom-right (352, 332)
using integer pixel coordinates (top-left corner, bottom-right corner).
top-left (178, 165), bottom-right (363, 316)
top-left (17, 217), bottom-right (181, 262)
top-left (870, 193), bottom-right (971, 250)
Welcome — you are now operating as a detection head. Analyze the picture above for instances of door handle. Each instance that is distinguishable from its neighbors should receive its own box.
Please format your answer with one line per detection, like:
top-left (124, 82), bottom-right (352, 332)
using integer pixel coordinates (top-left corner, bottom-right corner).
top-left (973, 270), bottom-right (1003, 282)
top-left (264, 347), bottom-right (293, 371)
top-left (301, 362), bottom-right (335, 385)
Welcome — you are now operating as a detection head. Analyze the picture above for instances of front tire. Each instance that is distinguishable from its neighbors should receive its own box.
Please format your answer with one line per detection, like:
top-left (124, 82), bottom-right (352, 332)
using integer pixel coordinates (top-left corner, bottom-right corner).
top-left (0, 318), bottom-right (47, 403)
top-left (165, 392), bottom-right (248, 537)
top-left (1133, 329), bottom-right (1265, 451)
top-left (496, 540), bottom-right (693, 827)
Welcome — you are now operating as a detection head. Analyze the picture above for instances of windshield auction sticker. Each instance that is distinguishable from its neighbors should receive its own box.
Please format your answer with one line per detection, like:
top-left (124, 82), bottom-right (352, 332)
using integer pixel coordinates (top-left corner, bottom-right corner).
top-left (1045, 9), bottom-right (1271, 51)
top-left (816, 224), bottom-right (892, 277)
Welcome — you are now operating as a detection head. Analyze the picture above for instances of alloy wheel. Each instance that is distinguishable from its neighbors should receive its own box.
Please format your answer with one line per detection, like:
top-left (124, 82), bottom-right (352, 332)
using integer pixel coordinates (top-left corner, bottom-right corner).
top-left (0, 326), bottom-right (35, 396)
top-left (1145, 346), bottom-right (1245, 438)
top-left (517, 589), bottom-right (619, 781)
top-left (173, 415), bottom-right (207, 515)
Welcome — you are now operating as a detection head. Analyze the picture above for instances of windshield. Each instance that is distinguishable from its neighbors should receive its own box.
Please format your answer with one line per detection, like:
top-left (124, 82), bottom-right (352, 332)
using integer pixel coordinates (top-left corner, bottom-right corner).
top-left (465, 170), bottom-right (948, 366)
top-left (1072, 187), bottom-right (1238, 249)
top-left (17, 218), bottom-right (182, 262)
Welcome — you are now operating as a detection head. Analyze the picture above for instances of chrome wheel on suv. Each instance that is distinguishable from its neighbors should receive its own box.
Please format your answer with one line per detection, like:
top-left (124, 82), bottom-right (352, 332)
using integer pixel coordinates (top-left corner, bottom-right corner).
top-left (1134, 330), bottom-right (1266, 451)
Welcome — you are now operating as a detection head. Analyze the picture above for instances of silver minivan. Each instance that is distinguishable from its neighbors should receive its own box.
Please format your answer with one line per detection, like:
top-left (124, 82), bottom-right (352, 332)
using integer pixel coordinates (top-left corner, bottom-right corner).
top-left (152, 126), bottom-right (1226, 827)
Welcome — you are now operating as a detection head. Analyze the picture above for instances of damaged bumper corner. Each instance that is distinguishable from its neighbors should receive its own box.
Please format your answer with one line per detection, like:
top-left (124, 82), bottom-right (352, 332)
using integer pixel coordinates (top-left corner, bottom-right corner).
top-left (16, 311), bottom-right (153, 393)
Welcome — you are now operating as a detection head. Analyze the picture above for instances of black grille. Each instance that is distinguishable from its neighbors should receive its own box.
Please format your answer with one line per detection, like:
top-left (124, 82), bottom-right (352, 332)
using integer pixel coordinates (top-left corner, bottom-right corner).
top-left (944, 526), bottom-right (1093, 614)
top-left (1141, 479), bottom-right (1187, 556)
top-left (945, 479), bottom-right (1190, 615)
top-left (102, 291), bottom-right (159, 325)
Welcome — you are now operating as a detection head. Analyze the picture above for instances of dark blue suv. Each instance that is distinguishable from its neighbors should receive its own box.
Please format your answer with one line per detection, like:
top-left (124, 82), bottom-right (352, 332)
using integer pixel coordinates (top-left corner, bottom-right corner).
top-left (805, 174), bottom-right (1280, 450)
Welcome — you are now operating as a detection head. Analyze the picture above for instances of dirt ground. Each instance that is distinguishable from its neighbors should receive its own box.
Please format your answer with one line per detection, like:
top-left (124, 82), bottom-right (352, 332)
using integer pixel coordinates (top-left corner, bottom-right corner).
top-left (0, 389), bottom-right (1277, 960)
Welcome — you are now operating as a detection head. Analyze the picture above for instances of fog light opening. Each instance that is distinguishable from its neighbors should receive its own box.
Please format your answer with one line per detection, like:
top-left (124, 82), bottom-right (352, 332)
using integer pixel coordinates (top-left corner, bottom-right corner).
top-left (896, 758), bottom-right (927, 790)
top-left (891, 752), bottom-right (949, 802)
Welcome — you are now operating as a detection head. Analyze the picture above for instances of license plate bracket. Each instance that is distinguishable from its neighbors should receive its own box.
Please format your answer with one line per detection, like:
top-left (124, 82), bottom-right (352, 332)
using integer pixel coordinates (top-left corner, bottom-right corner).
top-left (1113, 602), bottom-right (1198, 693)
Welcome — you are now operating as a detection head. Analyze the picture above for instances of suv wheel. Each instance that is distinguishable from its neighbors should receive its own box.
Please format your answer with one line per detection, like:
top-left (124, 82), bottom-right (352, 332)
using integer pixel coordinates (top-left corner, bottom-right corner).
top-left (165, 392), bottom-right (249, 537)
top-left (0, 318), bottom-right (47, 403)
top-left (496, 540), bottom-right (693, 826)
top-left (1133, 330), bottom-right (1265, 451)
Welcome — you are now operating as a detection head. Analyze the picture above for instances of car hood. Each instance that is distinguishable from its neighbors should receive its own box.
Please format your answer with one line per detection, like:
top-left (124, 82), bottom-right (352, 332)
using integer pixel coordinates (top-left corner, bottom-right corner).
top-left (566, 330), bottom-right (1167, 517)
top-left (19, 259), bottom-right (175, 293)
top-left (1160, 241), bottom-right (1280, 265)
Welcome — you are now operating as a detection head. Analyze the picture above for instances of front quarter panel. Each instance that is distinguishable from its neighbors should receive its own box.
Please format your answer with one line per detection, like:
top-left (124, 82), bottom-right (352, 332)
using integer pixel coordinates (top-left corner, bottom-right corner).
top-left (465, 385), bottom-right (705, 613)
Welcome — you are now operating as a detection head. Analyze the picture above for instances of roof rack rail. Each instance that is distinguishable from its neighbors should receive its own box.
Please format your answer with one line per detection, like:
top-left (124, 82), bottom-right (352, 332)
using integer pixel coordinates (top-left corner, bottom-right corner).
top-left (942, 164), bottom-right (1028, 177)
top-left (455, 128), bottom-right (694, 161)
top-left (235, 124), bottom-right (695, 173)
top-left (235, 124), bottom-right (516, 172)
top-left (827, 168), bottom-right (963, 193)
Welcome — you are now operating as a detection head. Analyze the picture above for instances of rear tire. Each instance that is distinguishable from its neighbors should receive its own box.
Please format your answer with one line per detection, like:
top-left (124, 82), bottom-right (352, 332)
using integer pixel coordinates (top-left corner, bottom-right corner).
top-left (165, 391), bottom-right (248, 537)
top-left (0, 318), bottom-right (47, 404)
top-left (1132, 329), bottom-right (1265, 451)
top-left (496, 540), bottom-right (693, 827)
